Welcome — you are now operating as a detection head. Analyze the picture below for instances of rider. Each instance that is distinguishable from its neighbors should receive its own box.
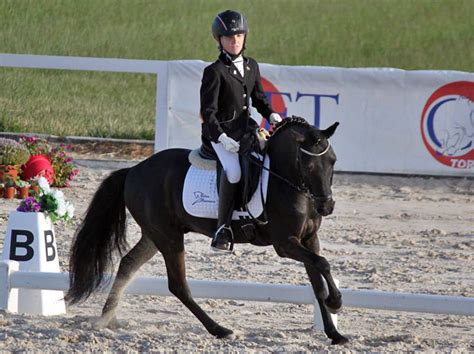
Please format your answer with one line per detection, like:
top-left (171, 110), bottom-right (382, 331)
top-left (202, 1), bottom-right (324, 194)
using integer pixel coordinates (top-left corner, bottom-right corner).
top-left (200, 10), bottom-right (282, 252)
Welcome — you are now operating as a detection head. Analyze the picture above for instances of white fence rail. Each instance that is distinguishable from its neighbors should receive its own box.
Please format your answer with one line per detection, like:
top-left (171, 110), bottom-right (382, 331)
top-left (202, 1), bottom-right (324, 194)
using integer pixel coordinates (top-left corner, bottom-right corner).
top-left (1, 265), bottom-right (473, 318)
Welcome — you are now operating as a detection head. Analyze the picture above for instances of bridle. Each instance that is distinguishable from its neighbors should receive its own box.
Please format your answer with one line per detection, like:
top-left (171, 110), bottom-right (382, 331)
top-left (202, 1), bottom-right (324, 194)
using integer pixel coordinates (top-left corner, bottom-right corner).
top-left (300, 140), bottom-right (331, 157)
top-left (241, 139), bottom-right (333, 204)
top-left (296, 140), bottom-right (333, 202)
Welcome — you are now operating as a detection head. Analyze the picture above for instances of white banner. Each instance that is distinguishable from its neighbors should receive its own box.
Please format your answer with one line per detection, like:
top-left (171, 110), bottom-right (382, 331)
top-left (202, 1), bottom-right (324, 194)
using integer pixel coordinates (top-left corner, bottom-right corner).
top-left (166, 60), bottom-right (473, 177)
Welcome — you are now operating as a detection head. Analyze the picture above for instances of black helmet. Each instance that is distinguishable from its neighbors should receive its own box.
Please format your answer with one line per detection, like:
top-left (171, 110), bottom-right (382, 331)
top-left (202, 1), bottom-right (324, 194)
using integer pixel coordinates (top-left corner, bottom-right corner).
top-left (212, 10), bottom-right (249, 40)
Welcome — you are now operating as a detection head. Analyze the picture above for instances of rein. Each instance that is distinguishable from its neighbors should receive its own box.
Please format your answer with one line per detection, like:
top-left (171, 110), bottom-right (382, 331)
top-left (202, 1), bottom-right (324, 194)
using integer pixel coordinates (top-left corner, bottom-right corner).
top-left (237, 117), bottom-right (333, 227)
top-left (239, 139), bottom-right (332, 204)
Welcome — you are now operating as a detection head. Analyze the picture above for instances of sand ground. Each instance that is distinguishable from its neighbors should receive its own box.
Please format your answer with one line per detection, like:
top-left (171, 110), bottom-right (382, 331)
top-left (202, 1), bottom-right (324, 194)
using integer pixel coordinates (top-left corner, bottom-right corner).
top-left (0, 157), bottom-right (472, 352)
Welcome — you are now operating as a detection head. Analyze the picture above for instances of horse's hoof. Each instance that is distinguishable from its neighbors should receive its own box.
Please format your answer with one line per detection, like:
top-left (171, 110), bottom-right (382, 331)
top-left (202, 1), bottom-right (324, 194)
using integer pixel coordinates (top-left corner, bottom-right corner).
top-left (331, 334), bottom-right (349, 345)
top-left (214, 327), bottom-right (235, 340)
top-left (93, 316), bottom-right (119, 330)
top-left (324, 298), bottom-right (343, 314)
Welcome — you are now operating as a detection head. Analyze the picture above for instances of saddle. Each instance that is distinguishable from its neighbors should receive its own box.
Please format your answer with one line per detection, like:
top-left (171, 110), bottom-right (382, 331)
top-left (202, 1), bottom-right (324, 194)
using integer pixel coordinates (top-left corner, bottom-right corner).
top-left (184, 129), bottom-right (269, 223)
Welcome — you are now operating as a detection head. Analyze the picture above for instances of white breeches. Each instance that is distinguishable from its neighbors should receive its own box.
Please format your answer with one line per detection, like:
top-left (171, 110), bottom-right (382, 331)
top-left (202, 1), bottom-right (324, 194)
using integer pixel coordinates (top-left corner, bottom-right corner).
top-left (211, 142), bottom-right (241, 184)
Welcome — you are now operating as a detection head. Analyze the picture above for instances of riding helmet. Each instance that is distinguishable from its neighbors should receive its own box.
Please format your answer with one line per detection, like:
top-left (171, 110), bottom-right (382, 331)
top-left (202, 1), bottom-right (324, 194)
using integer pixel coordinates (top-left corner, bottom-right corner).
top-left (211, 10), bottom-right (249, 41)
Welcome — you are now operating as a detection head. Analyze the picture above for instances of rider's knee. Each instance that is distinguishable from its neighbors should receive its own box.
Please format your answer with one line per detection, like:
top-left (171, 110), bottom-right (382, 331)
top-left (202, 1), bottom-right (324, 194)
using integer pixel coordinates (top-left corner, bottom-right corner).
top-left (225, 167), bottom-right (241, 184)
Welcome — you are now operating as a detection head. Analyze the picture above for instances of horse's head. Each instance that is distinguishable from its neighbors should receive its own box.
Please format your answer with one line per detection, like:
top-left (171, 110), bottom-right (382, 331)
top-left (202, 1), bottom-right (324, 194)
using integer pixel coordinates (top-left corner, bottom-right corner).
top-left (269, 117), bottom-right (339, 216)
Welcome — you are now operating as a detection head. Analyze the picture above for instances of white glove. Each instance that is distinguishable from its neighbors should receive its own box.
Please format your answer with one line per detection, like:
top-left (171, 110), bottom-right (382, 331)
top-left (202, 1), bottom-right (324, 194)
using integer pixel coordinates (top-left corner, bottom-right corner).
top-left (218, 133), bottom-right (240, 153)
top-left (270, 113), bottom-right (283, 125)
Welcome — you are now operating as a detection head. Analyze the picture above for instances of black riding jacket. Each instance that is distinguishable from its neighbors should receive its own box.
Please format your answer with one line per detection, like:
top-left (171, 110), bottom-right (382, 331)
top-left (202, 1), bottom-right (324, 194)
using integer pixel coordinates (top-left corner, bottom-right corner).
top-left (200, 53), bottom-right (274, 157)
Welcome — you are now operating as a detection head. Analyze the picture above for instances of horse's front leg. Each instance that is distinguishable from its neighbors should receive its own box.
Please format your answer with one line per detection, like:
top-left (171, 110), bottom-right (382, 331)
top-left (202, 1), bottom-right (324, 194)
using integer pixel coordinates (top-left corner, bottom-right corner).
top-left (302, 235), bottom-right (348, 345)
top-left (273, 236), bottom-right (342, 312)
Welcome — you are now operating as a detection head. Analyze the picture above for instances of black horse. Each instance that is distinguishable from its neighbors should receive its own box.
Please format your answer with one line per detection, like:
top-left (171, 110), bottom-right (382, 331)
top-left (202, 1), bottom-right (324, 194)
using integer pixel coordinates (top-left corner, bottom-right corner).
top-left (66, 117), bottom-right (348, 345)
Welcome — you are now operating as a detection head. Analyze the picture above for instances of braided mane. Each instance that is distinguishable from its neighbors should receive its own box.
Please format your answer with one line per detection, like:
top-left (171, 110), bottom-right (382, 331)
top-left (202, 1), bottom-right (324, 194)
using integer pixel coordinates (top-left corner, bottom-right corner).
top-left (269, 116), bottom-right (310, 141)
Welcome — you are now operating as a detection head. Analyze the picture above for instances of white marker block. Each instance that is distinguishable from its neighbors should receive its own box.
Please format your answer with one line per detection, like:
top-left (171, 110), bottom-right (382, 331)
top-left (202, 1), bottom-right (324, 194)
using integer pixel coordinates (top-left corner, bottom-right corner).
top-left (1, 211), bottom-right (66, 315)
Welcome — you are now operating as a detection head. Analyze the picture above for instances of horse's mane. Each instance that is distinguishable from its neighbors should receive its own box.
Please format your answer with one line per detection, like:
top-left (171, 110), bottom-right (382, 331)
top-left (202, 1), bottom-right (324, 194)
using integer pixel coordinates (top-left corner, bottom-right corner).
top-left (269, 116), bottom-right (310, 141)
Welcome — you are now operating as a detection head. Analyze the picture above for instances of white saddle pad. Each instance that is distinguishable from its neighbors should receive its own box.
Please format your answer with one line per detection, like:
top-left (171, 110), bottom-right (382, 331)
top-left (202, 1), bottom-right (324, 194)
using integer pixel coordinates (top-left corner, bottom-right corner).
top-left (183, 155), bottom-right (270, 220)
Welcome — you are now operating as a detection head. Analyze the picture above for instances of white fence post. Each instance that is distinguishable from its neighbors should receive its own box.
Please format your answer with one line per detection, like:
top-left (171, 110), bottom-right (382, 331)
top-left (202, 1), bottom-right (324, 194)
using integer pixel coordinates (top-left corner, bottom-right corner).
top-left (0, 260), bottom-right (19, 312)
top-left (154, 61), bottom-right (170, 152)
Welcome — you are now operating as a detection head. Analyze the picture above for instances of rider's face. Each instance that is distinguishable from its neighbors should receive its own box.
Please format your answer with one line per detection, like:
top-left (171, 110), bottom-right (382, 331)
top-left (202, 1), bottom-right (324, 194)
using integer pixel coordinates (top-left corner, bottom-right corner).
top-left (219, 34), bottom-right (245, 55)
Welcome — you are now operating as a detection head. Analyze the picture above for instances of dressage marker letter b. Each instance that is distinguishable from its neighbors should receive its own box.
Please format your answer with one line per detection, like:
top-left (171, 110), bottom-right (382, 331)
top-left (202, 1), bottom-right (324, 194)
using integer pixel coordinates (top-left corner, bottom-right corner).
top-left (2, 211), bottom-right (66, 316)
top-left (44, 230), bottom-right (56, 261)
top-left (9, 229), bottom-right (34, 261)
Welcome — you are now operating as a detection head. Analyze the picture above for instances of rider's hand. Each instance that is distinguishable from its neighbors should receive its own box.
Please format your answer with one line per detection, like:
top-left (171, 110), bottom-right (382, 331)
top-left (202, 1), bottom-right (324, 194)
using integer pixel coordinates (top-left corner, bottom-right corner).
top-left (218, 133), bottom-right (240, 153)
top-left (270, 113), bottom-right (283, 125)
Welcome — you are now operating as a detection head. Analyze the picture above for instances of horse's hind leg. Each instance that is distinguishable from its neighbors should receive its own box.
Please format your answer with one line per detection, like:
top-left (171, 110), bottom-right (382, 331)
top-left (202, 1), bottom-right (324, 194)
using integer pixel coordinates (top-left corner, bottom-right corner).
top-left (95, 234), bottom-right (157, 329)
top-left (159, 232), bottom-right (235, 339)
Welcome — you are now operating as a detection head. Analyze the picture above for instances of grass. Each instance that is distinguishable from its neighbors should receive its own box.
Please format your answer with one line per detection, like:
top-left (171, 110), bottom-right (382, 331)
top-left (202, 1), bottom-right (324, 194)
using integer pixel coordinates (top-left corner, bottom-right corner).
top-left (1, 0), bottom-right (473, 139)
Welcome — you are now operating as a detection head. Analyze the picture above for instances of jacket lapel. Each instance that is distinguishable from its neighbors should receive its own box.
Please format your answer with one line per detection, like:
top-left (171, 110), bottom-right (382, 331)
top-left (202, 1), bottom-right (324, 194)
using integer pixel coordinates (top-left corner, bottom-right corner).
top-left (219, 53), bottom-right (245, 84)
top-left (228, 64), bottom-right (244, 83)
top-left (242, 57), bottom-right (253, 87)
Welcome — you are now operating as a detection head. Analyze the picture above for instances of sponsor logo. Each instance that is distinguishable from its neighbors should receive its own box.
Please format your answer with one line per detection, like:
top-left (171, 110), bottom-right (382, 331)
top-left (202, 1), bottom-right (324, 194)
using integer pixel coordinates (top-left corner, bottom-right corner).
top-left (420, 81), bottom-right (474, 169)
top-left (192, 191), bottom-right (215, 205)
top-left (260, 77), bottom-right (339, 129)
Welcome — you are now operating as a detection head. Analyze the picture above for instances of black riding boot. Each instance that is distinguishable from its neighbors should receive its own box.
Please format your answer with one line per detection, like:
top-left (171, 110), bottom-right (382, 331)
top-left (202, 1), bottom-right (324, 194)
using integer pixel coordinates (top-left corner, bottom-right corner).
top-left (211, 173), bottom-right (237, 252)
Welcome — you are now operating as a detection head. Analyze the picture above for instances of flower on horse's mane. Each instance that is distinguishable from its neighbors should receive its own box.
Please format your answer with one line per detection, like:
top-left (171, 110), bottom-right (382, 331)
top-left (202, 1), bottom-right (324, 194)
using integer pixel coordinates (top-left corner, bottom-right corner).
top-left (17, 177), bottom-right (75, 223)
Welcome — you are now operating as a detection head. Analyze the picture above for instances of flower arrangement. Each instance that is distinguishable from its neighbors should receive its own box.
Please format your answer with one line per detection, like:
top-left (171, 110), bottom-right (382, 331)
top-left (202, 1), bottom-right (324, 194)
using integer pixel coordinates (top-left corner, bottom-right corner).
top-left (17, 177), bottom-right (75, 223)
top-left (20, 136), bottom-right (79, 187)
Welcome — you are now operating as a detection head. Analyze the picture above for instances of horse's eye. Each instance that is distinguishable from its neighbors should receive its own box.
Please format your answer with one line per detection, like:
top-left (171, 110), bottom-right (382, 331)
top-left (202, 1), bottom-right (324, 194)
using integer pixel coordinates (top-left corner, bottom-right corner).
top-left (315, 138), bottom-right (321, 146)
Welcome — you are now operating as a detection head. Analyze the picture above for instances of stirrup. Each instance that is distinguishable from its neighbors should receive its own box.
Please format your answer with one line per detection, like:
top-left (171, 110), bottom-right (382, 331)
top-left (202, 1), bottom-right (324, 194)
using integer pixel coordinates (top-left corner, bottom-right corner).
top-left (211, 225), bottom-right (234, 253)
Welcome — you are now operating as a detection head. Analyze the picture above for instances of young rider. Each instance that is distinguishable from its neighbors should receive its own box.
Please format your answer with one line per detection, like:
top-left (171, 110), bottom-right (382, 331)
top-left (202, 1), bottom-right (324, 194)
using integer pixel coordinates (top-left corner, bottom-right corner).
top-left (200, 10), bottom-right (282, 252)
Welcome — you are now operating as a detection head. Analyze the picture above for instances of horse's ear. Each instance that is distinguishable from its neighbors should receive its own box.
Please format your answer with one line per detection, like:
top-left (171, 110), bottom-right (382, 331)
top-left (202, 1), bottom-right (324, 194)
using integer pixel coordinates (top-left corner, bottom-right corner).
top-left (322, 122), bottom-right (339, 139)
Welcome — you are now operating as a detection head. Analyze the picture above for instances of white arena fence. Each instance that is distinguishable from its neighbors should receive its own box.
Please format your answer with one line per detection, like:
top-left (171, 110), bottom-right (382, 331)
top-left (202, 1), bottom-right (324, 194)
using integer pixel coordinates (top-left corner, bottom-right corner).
top-left (1, 261), bottom-right (473, 321)
top-left (1, 53), bottom-right (473, 177)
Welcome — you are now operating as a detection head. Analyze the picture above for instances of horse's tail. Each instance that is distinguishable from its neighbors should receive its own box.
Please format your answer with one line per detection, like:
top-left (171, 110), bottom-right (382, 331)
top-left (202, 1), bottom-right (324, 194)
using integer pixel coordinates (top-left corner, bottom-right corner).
top-left (65, 168), bottom-right (130, 305)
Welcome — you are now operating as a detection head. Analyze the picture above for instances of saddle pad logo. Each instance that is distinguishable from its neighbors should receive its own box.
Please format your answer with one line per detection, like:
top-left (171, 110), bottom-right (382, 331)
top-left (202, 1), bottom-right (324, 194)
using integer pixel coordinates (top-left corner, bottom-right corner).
top-left (192, 191), bottom-right (215, 205)
top-left (420, 81), bottom-right (473, 169)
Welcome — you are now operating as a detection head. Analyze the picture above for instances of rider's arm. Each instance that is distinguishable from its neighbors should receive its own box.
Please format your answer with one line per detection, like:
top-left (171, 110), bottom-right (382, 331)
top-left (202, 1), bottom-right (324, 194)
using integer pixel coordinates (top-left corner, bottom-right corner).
top-left (200, 66), bottom-right (225, 143)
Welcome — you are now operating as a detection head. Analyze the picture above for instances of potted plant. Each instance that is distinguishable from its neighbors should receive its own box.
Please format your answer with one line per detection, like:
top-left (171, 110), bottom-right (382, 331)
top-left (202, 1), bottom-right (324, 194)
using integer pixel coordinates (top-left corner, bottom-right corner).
top-left (3, 177), bottom-right (16, 199)
top-left (0, 138), bottom-right (31, 182)
top-left (29, 177), bottom-right (41, 196)
top-left (49, 144), bottom-right (79, 187)
top-left (16, 179), bottom-right (30, 199)
top-left (20, 137), bottom-right (78, 187)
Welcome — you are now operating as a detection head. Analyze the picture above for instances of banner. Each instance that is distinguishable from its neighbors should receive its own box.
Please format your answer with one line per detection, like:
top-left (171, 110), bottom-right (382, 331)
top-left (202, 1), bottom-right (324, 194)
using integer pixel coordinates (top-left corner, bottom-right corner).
top-left (166, 60), bottom-right (473, 177)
